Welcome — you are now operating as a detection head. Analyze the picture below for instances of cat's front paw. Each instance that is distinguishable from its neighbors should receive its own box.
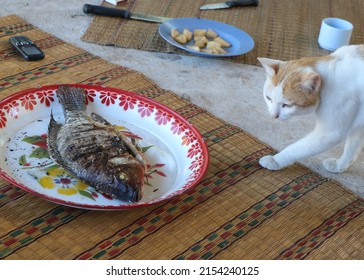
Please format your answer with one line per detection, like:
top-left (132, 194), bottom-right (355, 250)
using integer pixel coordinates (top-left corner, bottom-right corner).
top-left (259, 155), bottom-right (281, 170)
top-left (323, 158), bottom-right (346, 173)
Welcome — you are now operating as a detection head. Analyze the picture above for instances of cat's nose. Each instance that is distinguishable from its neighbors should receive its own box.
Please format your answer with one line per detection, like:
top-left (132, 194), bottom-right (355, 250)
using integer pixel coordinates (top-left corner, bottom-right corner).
top-left (272, 113), bottom-right (279, 118)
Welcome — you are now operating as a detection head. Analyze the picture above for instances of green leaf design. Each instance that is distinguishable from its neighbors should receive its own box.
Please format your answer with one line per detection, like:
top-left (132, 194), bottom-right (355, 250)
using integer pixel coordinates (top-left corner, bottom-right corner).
top-left (19, 155), bottom-right (27, 166)
top-left (78, 190), bottom-right (95, 201)
top-left (29, 147), bottom-right (50, 159)
top-left (142, 145), bottom-right (153, 153)
top-left (22, 135), bottom-right (44, 144)
top-left (42, 164), bottom-right (61, 172)
top-left (144, 180), bottom-right (153, 186)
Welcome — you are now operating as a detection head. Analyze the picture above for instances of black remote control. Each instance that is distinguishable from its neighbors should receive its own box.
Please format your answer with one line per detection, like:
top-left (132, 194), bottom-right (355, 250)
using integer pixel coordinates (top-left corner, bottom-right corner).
top-left (9, 36), bottom-right (45, 61)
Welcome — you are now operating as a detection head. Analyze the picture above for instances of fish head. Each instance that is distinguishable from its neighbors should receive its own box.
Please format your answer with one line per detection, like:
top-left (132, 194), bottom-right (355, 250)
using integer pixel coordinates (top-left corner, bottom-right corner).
top-left (114, 181), bottom-right (142, 203)
top-left (115, 164), bottom-right (145, 203)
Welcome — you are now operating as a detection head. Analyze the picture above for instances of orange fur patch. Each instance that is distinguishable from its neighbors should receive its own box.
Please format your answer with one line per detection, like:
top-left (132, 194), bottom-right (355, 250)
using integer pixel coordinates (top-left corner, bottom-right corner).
top-left (272, 56), bottom-right (331, 107)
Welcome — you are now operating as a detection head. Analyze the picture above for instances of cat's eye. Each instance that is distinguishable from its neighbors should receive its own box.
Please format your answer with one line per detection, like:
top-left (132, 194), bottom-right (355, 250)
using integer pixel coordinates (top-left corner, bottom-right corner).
top-left (265, 96), bottom-right (272, 101)
top-left (282, 104), bottom-right (293, 108)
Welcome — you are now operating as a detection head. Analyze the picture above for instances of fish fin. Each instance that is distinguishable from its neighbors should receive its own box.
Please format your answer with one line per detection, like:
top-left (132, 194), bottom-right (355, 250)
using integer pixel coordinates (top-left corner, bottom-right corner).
top-left (56, 85), bottom-right (87, 114)
top-left (91, 112), bottom-right (112, 125)
top-left (47, 112), bottom-right (65, 165)
top-left (91, 120), bottom-right (147, 169)
top-left (115, 129), bottom-right (147, 169)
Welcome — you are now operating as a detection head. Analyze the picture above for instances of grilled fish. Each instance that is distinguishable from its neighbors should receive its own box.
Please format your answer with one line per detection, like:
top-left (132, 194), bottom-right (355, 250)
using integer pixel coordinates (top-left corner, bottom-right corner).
top-left (47, 85), bottom-right (146, 202)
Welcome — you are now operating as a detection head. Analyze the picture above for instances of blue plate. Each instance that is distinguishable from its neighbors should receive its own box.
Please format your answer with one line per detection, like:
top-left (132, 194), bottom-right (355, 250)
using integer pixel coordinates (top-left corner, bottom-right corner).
top-left (159, 18), bottom-right (254, 57)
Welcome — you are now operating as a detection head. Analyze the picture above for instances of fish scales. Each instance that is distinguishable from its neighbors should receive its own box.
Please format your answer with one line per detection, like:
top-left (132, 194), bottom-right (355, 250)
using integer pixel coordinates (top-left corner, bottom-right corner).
top-left (62, 128), bottom-right (125, 159)
top-left (47, 85), bottom-right (145, 203)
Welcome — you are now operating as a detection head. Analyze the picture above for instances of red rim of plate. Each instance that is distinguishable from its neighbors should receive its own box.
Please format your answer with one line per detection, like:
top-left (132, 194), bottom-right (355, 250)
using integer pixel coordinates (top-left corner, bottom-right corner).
top-left (0, 84), bottom-right (209, 210)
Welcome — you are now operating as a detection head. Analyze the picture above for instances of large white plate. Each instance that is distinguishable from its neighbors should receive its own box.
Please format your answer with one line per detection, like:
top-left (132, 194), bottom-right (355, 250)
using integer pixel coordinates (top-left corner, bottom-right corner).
top-left (0, 85), bottom-right (209, 210)
top-left (159, 18), bottom-right (254, 57)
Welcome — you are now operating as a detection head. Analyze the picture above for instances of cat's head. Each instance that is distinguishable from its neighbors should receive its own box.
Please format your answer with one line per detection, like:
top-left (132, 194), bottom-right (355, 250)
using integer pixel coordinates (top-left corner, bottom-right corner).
top-left (258, 57), bottom-right (322, 120)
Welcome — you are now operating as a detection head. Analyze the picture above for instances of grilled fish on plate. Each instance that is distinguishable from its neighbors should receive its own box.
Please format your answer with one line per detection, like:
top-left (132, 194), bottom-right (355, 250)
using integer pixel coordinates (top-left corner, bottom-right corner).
top-left (47, 85), bottom-right (146, 203)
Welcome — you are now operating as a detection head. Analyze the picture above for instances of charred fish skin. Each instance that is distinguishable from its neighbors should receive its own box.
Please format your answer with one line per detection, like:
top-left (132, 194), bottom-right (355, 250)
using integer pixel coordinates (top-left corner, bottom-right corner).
top-left (47, 85), bottom-right (145, 203)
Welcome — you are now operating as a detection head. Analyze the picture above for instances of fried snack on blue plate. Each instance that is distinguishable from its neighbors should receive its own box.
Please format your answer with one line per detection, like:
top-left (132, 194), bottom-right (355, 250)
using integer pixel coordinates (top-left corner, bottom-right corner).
top-left (214, 36), bottom-right (231, 48)
top-left (171, 29), bottom-right (179, 38)
top-left (174, 34), bottom-right (187, 44)
top-left (193, 29), bottom-right (207, 37)
top-left (206, 29), bottom-right (218, 39)
top-left (183, 29), bottom-right (193, 41)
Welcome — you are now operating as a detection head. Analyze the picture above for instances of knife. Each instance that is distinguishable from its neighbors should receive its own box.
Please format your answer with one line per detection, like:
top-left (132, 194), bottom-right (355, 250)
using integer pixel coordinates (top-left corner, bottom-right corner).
top-left (83, 4), bottom-right (171, 23)
top-left (200, 0), bottom-right (259, 10)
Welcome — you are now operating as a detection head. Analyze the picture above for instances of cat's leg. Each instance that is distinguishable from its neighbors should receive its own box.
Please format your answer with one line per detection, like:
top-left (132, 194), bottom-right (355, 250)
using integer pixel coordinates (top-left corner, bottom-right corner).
top-left (259, 129), bottom-right (343, 170)
top-left (323, 128), bottom-right (364, 173)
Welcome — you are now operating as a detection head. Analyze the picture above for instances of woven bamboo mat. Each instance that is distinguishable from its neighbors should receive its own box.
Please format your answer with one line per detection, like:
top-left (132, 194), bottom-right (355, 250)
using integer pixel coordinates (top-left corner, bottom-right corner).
top-left (1, 15), bottom-right (363, 260)
top-left (82, 0), bottom-right (364, 65)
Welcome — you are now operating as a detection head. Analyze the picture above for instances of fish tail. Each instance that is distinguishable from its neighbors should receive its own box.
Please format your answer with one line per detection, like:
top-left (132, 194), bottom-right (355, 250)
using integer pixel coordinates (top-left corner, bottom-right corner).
top-left (56, 85), bottom-right (87, 113)
top-left (47, 111), bottom-right (64, 164)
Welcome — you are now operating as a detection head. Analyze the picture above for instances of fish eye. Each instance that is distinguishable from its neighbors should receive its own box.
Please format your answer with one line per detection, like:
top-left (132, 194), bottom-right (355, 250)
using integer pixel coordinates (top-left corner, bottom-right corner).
top-left (119, 173), bottom-right (129, 181)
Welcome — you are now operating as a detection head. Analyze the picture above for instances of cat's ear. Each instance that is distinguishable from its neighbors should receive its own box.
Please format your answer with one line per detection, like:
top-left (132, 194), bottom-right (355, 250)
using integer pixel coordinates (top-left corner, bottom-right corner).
top-left (301, 72), bottom-right (322, 94)
top-left (258, 57), bottom-right (283, 76)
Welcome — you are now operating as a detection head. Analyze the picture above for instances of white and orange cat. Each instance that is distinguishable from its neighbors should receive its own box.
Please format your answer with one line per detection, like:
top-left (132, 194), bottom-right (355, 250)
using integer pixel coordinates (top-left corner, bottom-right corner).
top-left (258, 44), bottom-right (364, 173)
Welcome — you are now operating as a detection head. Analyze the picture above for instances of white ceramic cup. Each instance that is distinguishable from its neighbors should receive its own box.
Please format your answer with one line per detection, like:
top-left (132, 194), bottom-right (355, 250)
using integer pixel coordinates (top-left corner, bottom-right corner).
top-left (318, 18), bottom-right (353, 51)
